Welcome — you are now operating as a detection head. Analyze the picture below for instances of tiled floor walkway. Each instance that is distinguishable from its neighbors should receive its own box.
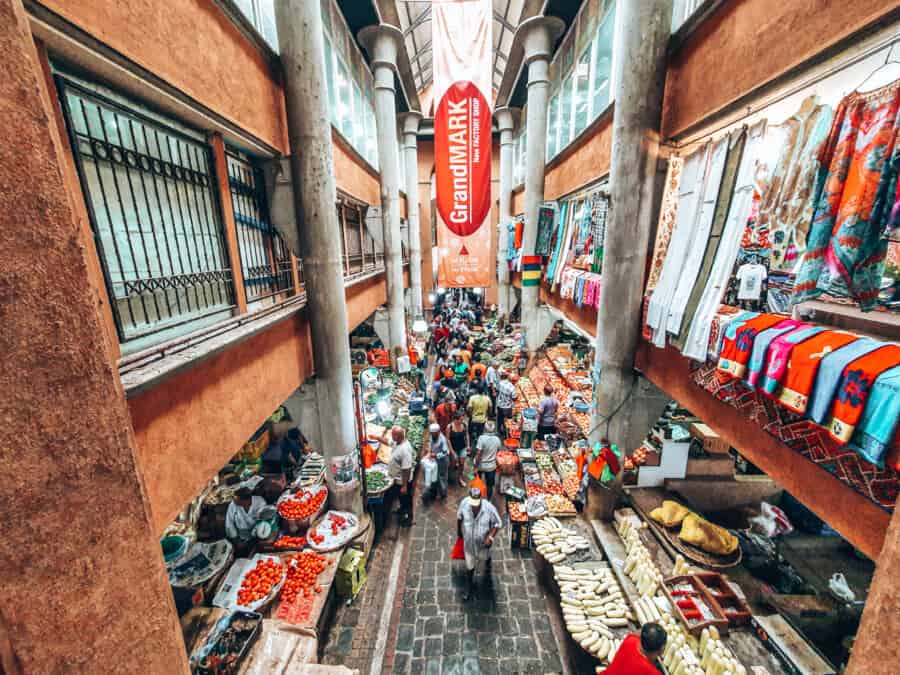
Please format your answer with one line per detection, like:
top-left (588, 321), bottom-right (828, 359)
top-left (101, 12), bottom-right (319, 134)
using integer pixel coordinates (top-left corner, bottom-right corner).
top-left (322, 471), bottom-right (568, 674)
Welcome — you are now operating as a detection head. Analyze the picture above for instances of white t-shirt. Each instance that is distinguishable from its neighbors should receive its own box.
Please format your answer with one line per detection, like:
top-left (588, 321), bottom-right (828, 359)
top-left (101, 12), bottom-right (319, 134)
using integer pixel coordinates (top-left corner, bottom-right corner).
top-left (389, 440), bottom-right (414, 484)
top-left (736, 263), bottom-right (767, 300)
top-left (476, 434), bottom-right (501, 471)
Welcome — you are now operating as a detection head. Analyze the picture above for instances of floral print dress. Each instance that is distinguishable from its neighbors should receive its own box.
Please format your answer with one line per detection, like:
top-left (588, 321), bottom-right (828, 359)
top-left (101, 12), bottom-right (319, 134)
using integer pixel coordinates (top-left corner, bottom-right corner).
top-left (792, 80), bottom-right (900, 310)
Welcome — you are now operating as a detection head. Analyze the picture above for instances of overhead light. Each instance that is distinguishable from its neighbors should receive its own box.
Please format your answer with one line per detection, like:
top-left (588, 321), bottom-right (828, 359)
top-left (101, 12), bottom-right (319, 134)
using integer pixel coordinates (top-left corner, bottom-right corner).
top-left (428, 293), bottom-right (436, 304)
top-left (437, 287), bottom-right (445, 295)
top-left (473, 288), bottom-right (482, 295)
top-left (412, 318), bottom-right (428, 333)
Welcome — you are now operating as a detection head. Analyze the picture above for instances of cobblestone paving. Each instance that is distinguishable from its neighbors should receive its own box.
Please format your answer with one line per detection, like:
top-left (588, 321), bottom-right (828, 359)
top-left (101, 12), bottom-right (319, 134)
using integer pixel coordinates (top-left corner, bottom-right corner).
top-left (322, 472), bottom-right (567, 674)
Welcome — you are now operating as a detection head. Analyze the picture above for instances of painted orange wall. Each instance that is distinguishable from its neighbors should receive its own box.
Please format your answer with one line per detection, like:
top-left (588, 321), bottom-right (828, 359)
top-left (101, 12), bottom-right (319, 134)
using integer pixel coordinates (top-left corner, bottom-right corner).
top-left (333, 128), bottom-right (380, 206)
top-left (418, 139), bottom-right (435, 304)
top-left (130, 267), bottom-right (396, 533)
top-left (662, 0), bottom-right (899, 138)
top-left (37, 0), bottom-right (289, 152)
top-left (543, 114), bottom-right (613, 201)
top-left (129, 313), bottom-right (314, 533)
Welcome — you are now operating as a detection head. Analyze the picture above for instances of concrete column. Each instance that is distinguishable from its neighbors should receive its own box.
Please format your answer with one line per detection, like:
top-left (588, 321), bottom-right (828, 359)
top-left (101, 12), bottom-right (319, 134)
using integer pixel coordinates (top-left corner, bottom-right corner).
top-left (848, 504), bottom-right (900, 673)
top-left (276, 0), bottom-right (357, 458)
top-left (360, 24), bottom-right (407, 358)
top-left (515, 16), bottom-right (565, 351)
top-left (494, 107), bottom-right (518, 319)
top-left (1, 0), bottom-right (188, 670)
top-left (591, 0), bottom-right (673, 452)
top-left (400, 111), bottom-right (424, 321)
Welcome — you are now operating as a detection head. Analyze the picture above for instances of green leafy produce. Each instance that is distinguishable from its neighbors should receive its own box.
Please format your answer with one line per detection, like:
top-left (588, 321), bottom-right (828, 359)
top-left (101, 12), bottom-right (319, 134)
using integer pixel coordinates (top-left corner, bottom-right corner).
top-left (366, 470), bottom-right (389, 492)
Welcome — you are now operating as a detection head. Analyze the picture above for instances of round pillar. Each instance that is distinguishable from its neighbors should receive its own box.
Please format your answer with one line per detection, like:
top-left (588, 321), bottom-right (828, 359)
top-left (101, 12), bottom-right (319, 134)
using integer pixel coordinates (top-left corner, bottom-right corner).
top-left (400, 111), bottom-right (424, 321)
top-left (494, 106), bottom-right (519, 319)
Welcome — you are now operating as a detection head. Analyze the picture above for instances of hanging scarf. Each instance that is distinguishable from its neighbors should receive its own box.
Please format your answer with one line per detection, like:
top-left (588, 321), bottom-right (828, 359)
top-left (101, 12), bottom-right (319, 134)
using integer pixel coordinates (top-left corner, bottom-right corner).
top-left (743, 320), bottom-right (804, 389)
top-left (825, 344), bottom-right (900, 444)
top-left (848, 364), bottom-right (900, 467)
top-left (778, 330), bottom-right (860, 414)
top-left (759, 325), bottom-right (825, 397)
top-left (806, 337), bottom-right (882, 425)
top-left (717, 313), bottom-right (785, 379)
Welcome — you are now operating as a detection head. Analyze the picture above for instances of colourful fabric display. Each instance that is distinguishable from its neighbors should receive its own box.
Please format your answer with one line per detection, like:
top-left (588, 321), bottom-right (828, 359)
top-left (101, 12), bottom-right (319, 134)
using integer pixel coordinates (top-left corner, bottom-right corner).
top-left (522, 255), bottom-right (542, 287)
top-left (793, 80), bottom-right (900, 310)
top-left (757, 96), bottom-right (834, 272)
top-left (681, 122), bottom-right (767, 361)
top-left (713, 311), bottom-right (759, 360)
top-left (560, 268), bottom-right (579, 299)
top-left (647, 143), bottom-right (711, 347)
top-left (849, 365), bottom-right (900, 467)
top-left (647, 157), bottom-right (684, 292)
top-left (546, 202), bottom-right (568, 280)
top-left (806, 338), bottom-right (882, 425)
top-left (826, 345), bottom-right (900, 444)
top-left (744, 319), bottom-right (803, 389)
top-left (717, 314), bottom-right (785, 379)
top-left (706, 306), bottom-right (745, 360)
top-left (667, 135), bottom-right (730, 335)
top-left (778, 330), bottom-right (860, 414)
top-left (674, 130), bottom-right (747, 350)
top-left (759, 325), bottom-right (826, 397)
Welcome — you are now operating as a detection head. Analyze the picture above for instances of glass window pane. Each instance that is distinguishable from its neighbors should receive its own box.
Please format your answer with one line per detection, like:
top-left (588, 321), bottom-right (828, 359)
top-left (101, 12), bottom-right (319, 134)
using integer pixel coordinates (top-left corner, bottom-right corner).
top-left (592, 4), bottom-right (615, 116)
top-left (336, 59), bottom-right (353, 139)
top-left (547, 92), bottom-right (559, 160)
top-left (352, 82), bottom-right (365, 151)
top-left (559, 74), bottom-right (573, 150)
top-left (573, 49), bottom-right (591, 136)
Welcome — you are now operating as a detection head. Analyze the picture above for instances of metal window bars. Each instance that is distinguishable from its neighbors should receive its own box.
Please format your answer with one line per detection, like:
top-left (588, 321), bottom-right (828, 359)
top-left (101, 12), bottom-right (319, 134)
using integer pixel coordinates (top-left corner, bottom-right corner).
top-left (57, 77), bottom-right (234, 344)
top-left (337, 197), bottom-right (385, 278)
top-left (226, 151), bottom-right (295, 304)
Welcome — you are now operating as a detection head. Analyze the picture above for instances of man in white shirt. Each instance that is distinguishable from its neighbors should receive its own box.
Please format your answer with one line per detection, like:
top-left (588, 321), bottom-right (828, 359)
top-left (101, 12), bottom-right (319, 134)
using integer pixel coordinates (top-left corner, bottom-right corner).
top-left (389, 426), bottom-right (414, 526)
top-left (225, 487), bottom-right (266, 555)
top-left (457, 488), bottom-right (501, 601)
top-left (474, 421), bottom-right (502, 501)
top-left (495, 372), bottom-right (518, 439)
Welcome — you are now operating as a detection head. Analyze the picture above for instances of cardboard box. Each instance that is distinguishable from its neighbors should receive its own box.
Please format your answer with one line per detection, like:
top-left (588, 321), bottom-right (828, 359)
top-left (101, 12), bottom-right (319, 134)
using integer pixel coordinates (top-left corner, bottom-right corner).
top-left (689, 423), bottom-right (730, 454)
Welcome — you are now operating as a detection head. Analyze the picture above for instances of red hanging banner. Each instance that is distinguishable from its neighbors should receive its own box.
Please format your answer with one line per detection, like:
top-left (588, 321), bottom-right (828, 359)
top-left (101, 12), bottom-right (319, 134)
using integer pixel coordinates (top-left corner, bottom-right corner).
top-left (433, 0), bottom-right (493, 288)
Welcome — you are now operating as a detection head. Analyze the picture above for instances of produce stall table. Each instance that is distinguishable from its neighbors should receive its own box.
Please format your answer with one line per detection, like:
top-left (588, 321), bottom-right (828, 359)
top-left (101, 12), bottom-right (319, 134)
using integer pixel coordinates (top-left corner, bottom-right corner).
top-left (270, 549), bottom-right (343, 636)
top-left (621, 487), bottom-right (798, 673)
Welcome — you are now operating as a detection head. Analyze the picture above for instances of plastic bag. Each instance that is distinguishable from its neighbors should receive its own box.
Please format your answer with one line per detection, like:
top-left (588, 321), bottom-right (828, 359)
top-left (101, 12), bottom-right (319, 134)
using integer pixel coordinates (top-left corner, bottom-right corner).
top-left (469, 474), bottom-right (487, 497)
top-left (422, 457), bottom-right (437, 486)
top-left (451, 537), bottom-right (465, 560)
top-left (749, 501), bottom-right (794, 538)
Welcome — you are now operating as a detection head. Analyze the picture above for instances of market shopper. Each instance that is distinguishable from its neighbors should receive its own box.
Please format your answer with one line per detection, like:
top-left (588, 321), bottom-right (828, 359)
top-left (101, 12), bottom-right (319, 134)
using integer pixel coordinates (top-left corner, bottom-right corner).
top-left (537, 385), bottom-right (560, 439)
top-left (467, 383), bottom-right (492, 443)
top-left (428, 423), bottom-right (451, 499)
top-left (433, 393), bottom-right (457, 436)
top-left (601, 623), bottom-right (667, 675)
top-left (457, 488), bottom-right (502, 601)
top-left (474, 420), bottom-right (501, 501)
top-left (388, 426), bottom-right (414, 526)
top-left (452, 353), bottom-right (470, 384)
top-left (225, 487), bottom-right (267, 556)
top-left (447, 410), bottom-right (470, 487)
top-left (484, 359), bottom-right (500, 399)
top-left (495, 371), bottom-right (518, 438)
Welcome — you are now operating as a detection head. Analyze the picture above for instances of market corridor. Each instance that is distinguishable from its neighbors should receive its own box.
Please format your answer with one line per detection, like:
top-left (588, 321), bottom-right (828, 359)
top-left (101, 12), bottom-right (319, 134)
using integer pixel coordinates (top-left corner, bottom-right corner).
top-left (322, 473), bottom-right (569, 674)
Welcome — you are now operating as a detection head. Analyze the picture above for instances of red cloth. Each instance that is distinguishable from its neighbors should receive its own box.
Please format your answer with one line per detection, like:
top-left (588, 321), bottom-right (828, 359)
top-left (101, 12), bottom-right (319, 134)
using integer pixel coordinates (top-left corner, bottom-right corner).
top-left (601, 634), bottom-right (658, 675)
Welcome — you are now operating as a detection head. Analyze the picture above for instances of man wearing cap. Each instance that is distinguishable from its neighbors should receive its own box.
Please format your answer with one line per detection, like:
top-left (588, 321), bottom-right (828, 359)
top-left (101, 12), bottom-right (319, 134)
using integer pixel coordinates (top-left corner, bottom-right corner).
top-left (474, 420), bottom-right (502, 501)
top-left (457, 488), bottom-right (502, 601)
top-left (428, 422), bottom-right (452, 499)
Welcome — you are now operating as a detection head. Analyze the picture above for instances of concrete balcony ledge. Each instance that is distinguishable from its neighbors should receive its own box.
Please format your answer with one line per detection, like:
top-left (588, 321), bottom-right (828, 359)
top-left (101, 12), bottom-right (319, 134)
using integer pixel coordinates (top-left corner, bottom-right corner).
top-left (119, 294), bottom-right (308, 398)
top-left (119, 263), bottom-right (397, 397)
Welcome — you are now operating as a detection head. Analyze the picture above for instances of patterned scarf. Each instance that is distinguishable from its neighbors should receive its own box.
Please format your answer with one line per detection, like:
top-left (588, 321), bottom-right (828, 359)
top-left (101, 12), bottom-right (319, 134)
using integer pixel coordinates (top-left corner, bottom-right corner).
top-left (778, 330), bottom-right (860, 414)
top-left (717, 313), bottom-right (785, 379)
top-left (826, 345), bottom-right (900, 444)
top-left (759, 325), bottom-right (825, 397)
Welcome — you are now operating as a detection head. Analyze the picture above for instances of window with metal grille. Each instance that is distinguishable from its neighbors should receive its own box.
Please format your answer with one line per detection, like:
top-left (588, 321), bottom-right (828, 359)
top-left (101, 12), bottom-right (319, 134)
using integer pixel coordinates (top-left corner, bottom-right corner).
top-left (57, 77), bottom-right (234, 348)
top-left (226, 151), bottom-right (295, 304)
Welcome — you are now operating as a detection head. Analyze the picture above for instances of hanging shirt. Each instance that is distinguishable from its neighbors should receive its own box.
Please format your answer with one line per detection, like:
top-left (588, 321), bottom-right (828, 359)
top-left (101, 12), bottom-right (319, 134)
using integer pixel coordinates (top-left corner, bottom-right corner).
top-left (736, 263), bottom-right (768, 300)
top-left (600, 634), bottom-right (659, 675)
top-left (225, 496), bottom-right (267, 541)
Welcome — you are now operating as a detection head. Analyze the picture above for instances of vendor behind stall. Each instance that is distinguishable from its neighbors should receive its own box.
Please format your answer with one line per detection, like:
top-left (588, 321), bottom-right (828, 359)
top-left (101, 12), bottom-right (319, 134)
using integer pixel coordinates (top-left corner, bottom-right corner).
top-left (225, 487), bottom-right (266, 556)
top-left (601, 623), bottom-right (667, 675)
top-left (280, 428), bottom-right (308, 483)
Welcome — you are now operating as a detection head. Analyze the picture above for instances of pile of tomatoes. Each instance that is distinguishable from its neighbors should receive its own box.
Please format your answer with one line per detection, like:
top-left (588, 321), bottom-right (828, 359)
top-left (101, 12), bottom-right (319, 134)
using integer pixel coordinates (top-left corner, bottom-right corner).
top-left (281, 551), bottom-right (330, 603)
top-left (328, 513), bottom-right (348, 535)
top-left (273, 535), bottom-right (307, 549)
top-left (236, 558), bottom-right (283, 606)
top-left (277, 489), bottom-right (327, 521)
